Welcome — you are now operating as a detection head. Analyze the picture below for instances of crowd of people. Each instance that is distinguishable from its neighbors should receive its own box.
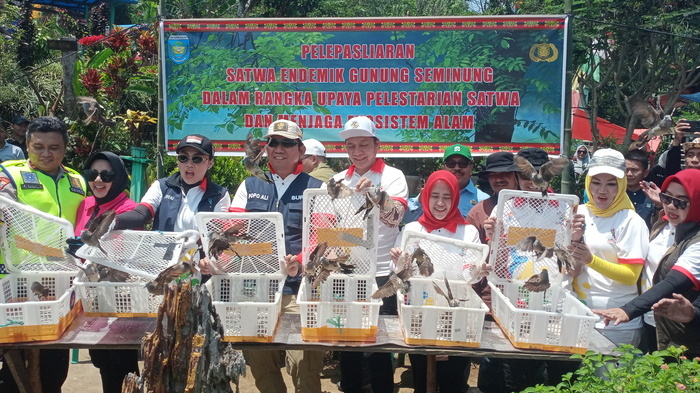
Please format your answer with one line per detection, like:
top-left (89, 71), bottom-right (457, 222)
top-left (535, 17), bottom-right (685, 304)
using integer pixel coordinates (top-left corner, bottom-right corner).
top-left (0, 114), bottom-right (699, 393)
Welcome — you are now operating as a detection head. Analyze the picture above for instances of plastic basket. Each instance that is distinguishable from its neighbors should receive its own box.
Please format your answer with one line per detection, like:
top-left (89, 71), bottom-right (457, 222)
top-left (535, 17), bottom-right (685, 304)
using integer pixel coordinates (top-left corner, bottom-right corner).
top-left (196, 212), bottom-right (287, 342)
top-left (207, 273), bottom-right (284, 342)
top-left (297, 275), bottom-right (382, 342)
top-left (396, 231), bottom-right (489, 346)
top-left (0, 196), bottom-right (77, 273)
top-left (488, 278), bottom-right (597, 353)
top-left (73, 272), bottom-right (161, 317)
top-left (398, 278), bottom-right (488, 347)
top-left (302, 188), bottom-right (379, 278)
top-left (489, 190), bottom-right (579, 283)
top-left (0, 196), bottom-right (82, 342)
top-left (75, 230), bottom-right (185, 279)
top-left (0, 272), bottom-right (82, 343)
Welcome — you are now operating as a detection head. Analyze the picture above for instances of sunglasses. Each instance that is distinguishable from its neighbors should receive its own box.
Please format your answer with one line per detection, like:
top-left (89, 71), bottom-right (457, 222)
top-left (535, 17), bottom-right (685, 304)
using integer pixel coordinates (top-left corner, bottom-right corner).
top-left (177, 155), bottom-right (207, 164)
top-left (659, 192), bottom-right (689, 210)
top-left (444, 160), bottom-right (471, 169)
top-left (577, 150), bottom-right (586, 154)
top-left (83, 169), bottom-right (116, 183)
top-left (267, 138), bottom-right (299, 148)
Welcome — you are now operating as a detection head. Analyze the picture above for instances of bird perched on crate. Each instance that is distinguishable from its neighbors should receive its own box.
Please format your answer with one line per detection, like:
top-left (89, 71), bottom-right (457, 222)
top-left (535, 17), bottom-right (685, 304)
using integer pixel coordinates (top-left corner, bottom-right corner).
top-left (80, 209), bottom-right (116, 255)
top-left (327, 178), bottom-right (353, 200)
top-left (30, 281), bottom-right (49, 301)
top-left (432, 276), bottom-right (467, 307)
top-left (243, 132), bottom-right (270, 183)
top-left (412, 246), bottom-right (434, 277)
top-left (146, 248), bottom-right (197, 295)
top-left (208, 221), bottom-right (254, 260)
top-left (73, 260), bottom-right (101, 282)
top-left (523, 268), bottom-right (550, 292)
top-left (304, 242), bottom-right (354, 288)
top-left (514, 155), bottom-right (569, 197)
top-left (372, 251), bottom-right (413, 299)
top-left (98, 265), bottom-right (130, 282)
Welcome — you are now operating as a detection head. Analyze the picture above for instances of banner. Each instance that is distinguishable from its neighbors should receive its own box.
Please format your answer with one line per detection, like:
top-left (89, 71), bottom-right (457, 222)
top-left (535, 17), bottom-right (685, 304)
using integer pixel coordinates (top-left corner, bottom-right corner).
top-left (161, 16), bottom-right (568, 156)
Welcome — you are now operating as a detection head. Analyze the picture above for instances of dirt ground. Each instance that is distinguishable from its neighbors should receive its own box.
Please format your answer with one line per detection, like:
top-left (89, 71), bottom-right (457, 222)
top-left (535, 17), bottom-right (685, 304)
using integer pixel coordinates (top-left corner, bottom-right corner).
top-left (62, 349), bottom-right (482, 392)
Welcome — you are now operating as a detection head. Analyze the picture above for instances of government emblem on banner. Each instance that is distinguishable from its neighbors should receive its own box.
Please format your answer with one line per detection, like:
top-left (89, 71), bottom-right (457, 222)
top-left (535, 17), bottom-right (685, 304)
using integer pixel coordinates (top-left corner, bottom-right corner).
top-left (529, 37), bottom-right (558, 63)
top-left (168, 34), bottom-right (190, 64)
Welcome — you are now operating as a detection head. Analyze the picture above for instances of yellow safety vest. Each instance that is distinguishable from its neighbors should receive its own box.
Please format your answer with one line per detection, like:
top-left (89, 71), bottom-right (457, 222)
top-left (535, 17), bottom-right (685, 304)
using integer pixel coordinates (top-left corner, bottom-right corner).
top-left (2, 160), bottom-right (86, 225)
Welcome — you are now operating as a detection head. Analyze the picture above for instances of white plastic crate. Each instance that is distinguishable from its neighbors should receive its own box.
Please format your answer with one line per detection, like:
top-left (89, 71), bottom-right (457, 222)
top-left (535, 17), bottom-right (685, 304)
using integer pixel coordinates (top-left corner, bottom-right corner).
top-left (488, 278), bottom-right (598, 353)
top-left (489, 190), bottom-right (579, 282)
top-left (196, 212), bottom-right (287, 342)
top-left (396, 231), bottom-right (489, 346)
top-left (73, 272), bottom-right (161, 317)
top-left (207, 273), bottom-right (284, 342)
top-left (297, 188), bottom-right (381, 342)
top-left (398, 278), bottom-right (488, 347)
top-left (297, 275), bottom-right (382, 342)
top-left (0, 271), bottom-right (81, 343)
top-left (0, 196), bottom-right (82, 342)
top-left (76, 230), bottom-right (186, 279)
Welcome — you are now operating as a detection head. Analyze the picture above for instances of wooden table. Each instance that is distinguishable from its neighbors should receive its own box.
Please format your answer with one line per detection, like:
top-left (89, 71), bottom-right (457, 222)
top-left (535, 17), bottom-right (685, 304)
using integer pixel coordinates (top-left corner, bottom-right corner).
top-left (1, 313), bottom-right (617, 392)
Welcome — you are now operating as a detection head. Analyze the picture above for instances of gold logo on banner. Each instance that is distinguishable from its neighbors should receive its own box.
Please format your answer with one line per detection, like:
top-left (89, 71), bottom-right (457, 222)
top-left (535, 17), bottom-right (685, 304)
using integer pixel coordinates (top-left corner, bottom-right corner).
top-left (529, 38), bottom-right (558, 63)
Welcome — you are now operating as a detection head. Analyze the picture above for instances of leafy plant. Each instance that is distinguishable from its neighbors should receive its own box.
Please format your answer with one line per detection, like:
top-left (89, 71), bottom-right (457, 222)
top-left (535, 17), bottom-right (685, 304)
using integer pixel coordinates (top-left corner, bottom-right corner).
top-left (520, 345), bottom-right (700, 393)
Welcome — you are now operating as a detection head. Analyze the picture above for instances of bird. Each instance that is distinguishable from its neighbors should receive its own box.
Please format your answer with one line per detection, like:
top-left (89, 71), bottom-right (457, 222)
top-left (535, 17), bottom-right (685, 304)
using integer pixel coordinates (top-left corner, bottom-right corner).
top-left (327, 178), bottom-right (353, 200)
top-left (549, 243), bottom-right (579, 273)
top-left (432, 276), bottom-right (466, 307)
top-left (515, 236), bottom-right (548, 259)
top-left (145, 249), bottom-right (197, 295)
top-left (80, 210), bottom-right (116, 255)
top-left (312, 254), bottom-right (353, 288)
top-left (30, 281), bottom-right (49, 300)
top-left (372, 252), bottom-right (413, 299)
top-left (207, 222), bottom-right (253, 260)
top-left (243, 132), bottom-right (270, 183)
top-left (630, 97), bottom-right (675, 145)
top-left (98, 266), bottom-right (130, 282)
top-left (304, 242), bottom-right (328, 285)
top-left (412, 246), bottom-right (434, 277)
top-left (523, 268), bottom-right (550, 292)
top-left (73, 261), bottom-right (101, 282)
top-left (354, 192), bottom-right (376, 220)
top-left (514, 156), bottom-right (569, 197)
top-left (355, 188), bottom-right (402, 223)
top-left (77, 96), bottom-right (116, 127)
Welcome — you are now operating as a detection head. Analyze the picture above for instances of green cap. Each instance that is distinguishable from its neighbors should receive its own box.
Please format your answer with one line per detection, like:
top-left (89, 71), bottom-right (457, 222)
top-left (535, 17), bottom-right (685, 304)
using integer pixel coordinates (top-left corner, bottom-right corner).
top-left (443, 144), bottom-right (473, 162)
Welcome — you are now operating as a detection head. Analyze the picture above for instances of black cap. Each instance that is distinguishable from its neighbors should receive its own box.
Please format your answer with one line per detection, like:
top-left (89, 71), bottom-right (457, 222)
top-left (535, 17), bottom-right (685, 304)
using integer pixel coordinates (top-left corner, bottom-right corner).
top-left (176, 134), bottom-right (213, 156)
top-left (517, 148), bottom-right (549, 170)
top-left (12, 115), bottom-right (29, 125)
top-left (481, 152), bottom-right (519, 173)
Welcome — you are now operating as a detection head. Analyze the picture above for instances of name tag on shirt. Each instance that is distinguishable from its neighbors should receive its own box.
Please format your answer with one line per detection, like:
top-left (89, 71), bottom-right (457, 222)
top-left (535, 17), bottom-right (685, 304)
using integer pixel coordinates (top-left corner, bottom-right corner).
top-left (20, 171), bottom-right (43, 190)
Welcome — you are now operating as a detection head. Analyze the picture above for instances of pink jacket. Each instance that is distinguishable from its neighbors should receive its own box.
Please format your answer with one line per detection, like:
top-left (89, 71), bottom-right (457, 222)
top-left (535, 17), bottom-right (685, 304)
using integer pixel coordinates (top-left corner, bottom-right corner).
top-left (74, 191), bottom-right (138, 236)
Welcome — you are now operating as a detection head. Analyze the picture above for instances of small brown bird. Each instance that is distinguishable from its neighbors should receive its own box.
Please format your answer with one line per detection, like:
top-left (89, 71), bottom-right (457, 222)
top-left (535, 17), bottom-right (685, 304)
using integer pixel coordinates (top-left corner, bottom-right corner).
top-left (243, 132), bottom-right (270, 183)
top-left (515, 236), bottom-right (547, 259)
top-left (412, 246), bottom-right (434, 277)
top-left (145, 249), bottom-right (197, 295)
top-left (98, 266), bottom-right (130, 282)
top-left (73, 261), bottom-right (101, 282)
top-left (208, 222), bottom-right (253, 260)
top-left (30, 281), bottom-right (49, 300)
top-left (548, 243), bottom-right (578, 273)
top-left (304, 242), bottom-right (328, 284)
top-left (630, 97), bottom-right (675, 143)
top-left (523, 268), bottom-right (550, 292)
top-left (80, 210), bottom-right (116, 255)
top-left (514, 156), bottom-right (569, 197)
top-left (432, 276), bottom-right (466, 307)
top-left (372, 252), bottom-right (413, 299)
top-left (77, 96), bottom-right (116, 127)
top-left (328, 178), bottom-right (353, 200)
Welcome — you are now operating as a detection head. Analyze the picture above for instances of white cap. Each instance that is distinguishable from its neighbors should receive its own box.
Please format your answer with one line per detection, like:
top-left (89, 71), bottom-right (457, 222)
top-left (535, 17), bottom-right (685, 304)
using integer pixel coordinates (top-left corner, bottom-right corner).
top-left (303, 139), bottom-right (326, 157)
top-left (339, 116), bottom-right (377, 140)
top-left (587, 148), bottom-right (626, 179)
top-left (264, 119), bottom-right (303, 139)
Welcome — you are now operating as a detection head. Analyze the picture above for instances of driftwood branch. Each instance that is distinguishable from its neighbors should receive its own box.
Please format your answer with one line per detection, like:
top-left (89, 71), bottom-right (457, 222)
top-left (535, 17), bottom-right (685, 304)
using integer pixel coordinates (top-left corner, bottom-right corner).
top-left (122, 282), bottom-right (245, 393)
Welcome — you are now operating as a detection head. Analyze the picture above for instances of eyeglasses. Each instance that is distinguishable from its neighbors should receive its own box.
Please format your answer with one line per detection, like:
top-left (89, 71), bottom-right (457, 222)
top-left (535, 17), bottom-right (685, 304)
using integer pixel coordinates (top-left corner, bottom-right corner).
top-left (267, 138), bottom-right (299, 148)
top-left (177, 155), bottom-right (206, 164)
top-left (83, 169), bottom-right (115, 183)
top-left (444, 160), bottom-right (471, 169)
top-left (659, 192), bottom-right (689, 210)
top-left (577, 150), bottom-right (586, 154)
